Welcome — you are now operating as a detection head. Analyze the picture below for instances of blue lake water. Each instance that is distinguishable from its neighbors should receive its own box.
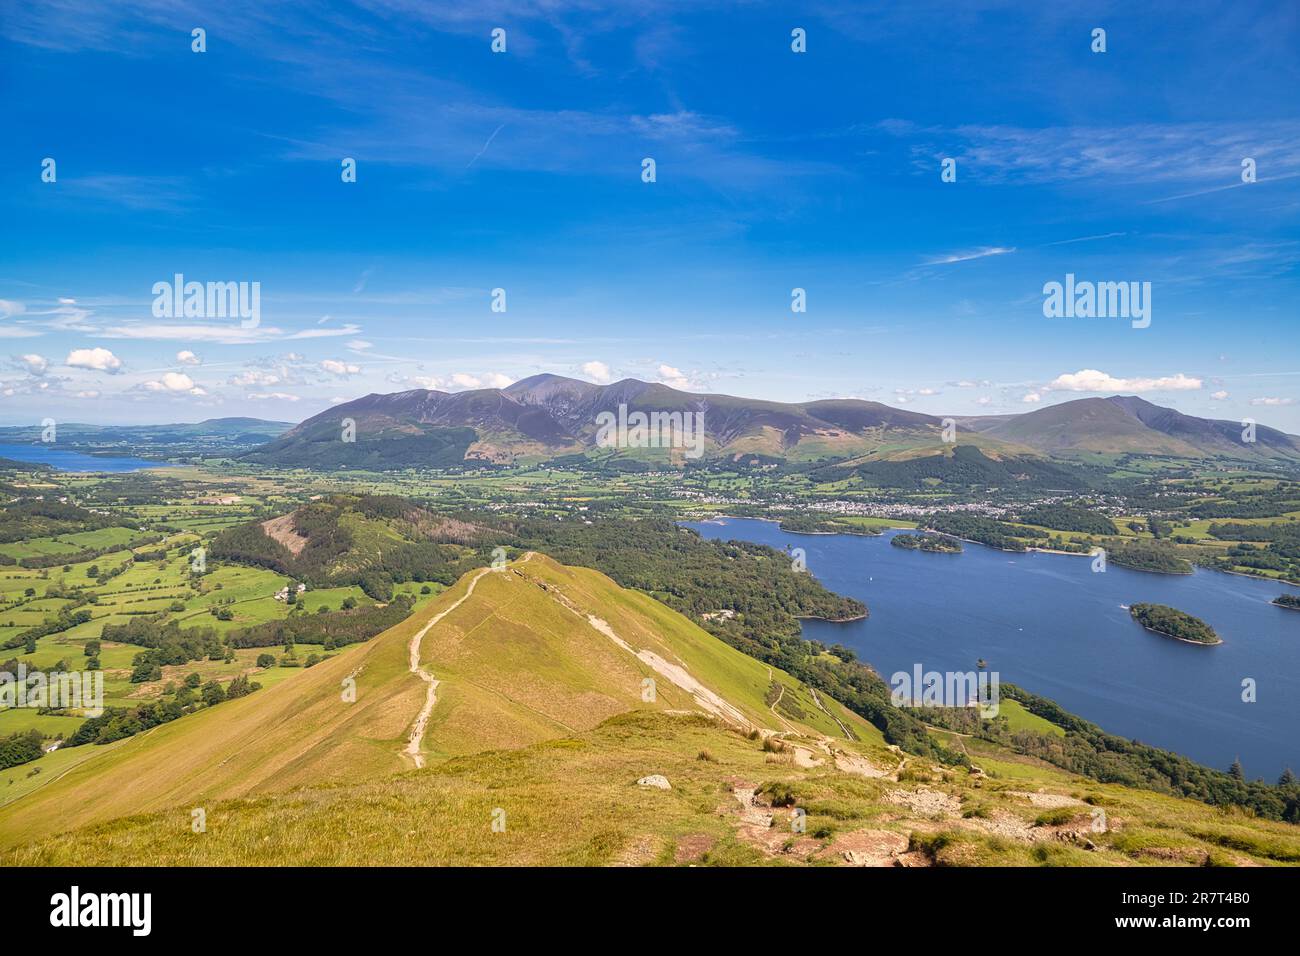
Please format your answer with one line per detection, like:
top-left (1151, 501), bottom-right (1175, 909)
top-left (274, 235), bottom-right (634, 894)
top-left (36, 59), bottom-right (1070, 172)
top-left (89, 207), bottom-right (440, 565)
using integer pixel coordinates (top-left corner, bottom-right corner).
top-left (0, 443), bottom-right (171, 473)
top-left (685, 517), bottom-right (1300, 780)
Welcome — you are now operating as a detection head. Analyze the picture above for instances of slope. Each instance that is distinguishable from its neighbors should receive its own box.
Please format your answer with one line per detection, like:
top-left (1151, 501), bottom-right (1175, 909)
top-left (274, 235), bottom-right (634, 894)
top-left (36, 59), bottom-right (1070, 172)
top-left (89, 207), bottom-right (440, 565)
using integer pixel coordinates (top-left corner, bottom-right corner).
top-left (971, 396), bottom-right (1300, 459)
top-left (0, 553), bottom-right (881, 848)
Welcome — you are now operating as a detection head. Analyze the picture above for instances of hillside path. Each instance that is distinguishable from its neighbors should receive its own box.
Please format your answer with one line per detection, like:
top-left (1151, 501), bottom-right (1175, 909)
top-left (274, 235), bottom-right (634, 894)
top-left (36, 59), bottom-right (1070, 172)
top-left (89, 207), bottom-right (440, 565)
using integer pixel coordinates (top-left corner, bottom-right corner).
top-left (403, 553), bottom-right (534, 767)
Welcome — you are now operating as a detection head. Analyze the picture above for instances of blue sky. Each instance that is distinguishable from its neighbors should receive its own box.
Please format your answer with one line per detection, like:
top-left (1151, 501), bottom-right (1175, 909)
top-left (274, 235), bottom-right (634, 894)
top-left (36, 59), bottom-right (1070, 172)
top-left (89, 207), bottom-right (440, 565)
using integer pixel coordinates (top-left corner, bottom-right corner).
top-left (2, 0), bottom-right (1298, 428)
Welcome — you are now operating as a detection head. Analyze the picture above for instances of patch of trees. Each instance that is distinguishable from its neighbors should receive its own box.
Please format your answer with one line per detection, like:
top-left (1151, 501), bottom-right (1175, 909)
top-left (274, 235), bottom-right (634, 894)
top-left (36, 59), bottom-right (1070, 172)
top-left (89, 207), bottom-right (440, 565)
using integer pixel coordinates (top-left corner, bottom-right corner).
top-left (808, 446), bottom-right (1092, 491)
top-left (998, 684), bottom-right (1300, 823)
top-left (226, 595), bottom-right (414, 649)
top-left (921, 514), bottom-right (1045, 552)
top-left (240, 424), bottom-right (477, 470)
top-left (100, 618), bottom-right (226, 675)
top-left (1104, 540), bottom-right (1193, 574)
top-left (1208, 523), bottom-right (1300, 581)
top-left (777, 515), bottom-right (880, 535)
top-left (1129, 603), bottom-right (1220, 644)
top-left (1017, 504), bottom-right (1116, 535)
top-left (0, 730), bottom-right (45, 770)
top-left (1274, 594), bottom-right (1300, 610)
top-left (66, 673), bottom-right (260, 748)
top-left (209, 496), bottom-right (484, 599)
top-left (0, 609), bottom-right (93, 651)
top-left (0, 499), bottom-right (136, 544)
top-left (16, 535), bottom-right (160, 570)
top-left (1190, 496), bottom-right (1300, 519)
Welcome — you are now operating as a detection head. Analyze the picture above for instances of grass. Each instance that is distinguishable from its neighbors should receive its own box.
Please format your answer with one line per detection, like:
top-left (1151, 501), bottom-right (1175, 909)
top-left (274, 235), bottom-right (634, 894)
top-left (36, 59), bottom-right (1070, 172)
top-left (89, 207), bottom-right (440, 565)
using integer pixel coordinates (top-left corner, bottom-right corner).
top-left (5, 555), bottom-right (1299, 867)
top-left (998, 699), bottom-right (1066, 737)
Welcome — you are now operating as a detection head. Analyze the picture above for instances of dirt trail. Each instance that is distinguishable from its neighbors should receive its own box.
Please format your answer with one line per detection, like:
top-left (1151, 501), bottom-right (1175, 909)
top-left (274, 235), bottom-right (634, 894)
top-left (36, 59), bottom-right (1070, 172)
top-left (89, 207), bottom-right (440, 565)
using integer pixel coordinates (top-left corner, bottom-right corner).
top-left (402, 553), bottom-right (533, 768)
top-left (809, 686), bottom-right (854, 739)
top-left (767, 683), bottom-right (798, 733)
top-left (584, 614), bottom-right (755, 729)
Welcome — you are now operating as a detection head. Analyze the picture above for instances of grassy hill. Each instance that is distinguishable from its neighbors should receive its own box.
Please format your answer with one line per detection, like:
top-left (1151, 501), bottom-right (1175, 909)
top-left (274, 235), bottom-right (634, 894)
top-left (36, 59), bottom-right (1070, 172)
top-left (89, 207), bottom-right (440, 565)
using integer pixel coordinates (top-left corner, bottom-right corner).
top-left (5, 554), bottom-right (1299, 866)
top-left (0, 553), bottom-right (883, 849)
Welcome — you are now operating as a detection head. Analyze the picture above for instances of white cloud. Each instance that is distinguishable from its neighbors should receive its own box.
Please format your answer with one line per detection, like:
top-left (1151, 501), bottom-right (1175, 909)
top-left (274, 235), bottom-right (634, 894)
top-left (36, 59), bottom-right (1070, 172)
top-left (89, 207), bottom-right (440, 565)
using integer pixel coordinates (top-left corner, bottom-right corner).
top-left (976, 395), bottom-right (992, 406)
top-left (229, 369), bottom-right (281, 387)
top-left (20, 354), bottom-right (48, 375)
top-left (143, 371), bottom-right (205, 395)
top-left (101, 322), bottom-right (362, 345)
top-left (74, 390), bottom-right (100, 399)
top-left (924, 247), bottom-right (1015, 265)
top-left (321, 359), bottom-right (361, 377)
top-left (1047, 369), bottom-right (1202, 393)
top-left (1211, 390), bottom-right (1229, 400)
top-left (347, 340), bottom-right (373, 351)
top-left (176, 350), bottom-right (201, 365)
top-left (582, 361), bottom-right (612, 384)
top-left (657, 364), bottom-right (691, 389)
top-left (248, 391), bottom-right (300, 402)
top-left (1250, 397), bottom-right (1295, 407)
top-left (483, 372), bottom-right (513, 388)
top-left (65, 347), bottom-right (122, 373)
top-left (450, 373), bottom-right (481, 389)
top-left (1022, 392), bottom-right (1042, 403)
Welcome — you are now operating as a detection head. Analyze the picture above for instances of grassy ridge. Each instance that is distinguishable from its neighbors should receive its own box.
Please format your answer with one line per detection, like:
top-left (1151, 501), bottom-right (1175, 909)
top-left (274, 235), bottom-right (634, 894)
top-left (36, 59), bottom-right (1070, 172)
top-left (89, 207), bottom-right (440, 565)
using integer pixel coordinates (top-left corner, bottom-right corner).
top-left (0, 555), bottom-right (881, 848)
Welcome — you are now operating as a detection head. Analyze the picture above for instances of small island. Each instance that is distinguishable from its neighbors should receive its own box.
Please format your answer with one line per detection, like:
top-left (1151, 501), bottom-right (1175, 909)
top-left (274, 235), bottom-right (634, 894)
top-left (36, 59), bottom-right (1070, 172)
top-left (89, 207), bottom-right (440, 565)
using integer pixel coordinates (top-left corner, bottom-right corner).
top-left (1273, 594), bottom-right (1300, 612)
top-left (891, 532), bottom-right (963, 553)
top-left (1130, 603), bottom-right (1222, 645)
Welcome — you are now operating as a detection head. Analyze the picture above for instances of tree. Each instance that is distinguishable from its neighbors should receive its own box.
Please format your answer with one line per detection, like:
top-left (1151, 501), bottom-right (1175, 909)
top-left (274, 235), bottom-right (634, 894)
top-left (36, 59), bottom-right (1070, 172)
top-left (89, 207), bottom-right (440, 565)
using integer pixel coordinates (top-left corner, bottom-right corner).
top-left (256, 653), bottom-right (276, 668)
top-left (83, 640), bottom-right (100, 657)
top-left (1280, 768), bottom-right (1297, 787)
top-left (200, 680), bottom-right (226, 706)
top-left (1229, 758), bottom-right (1244, 780)
top-left (184, 672), bottom-right (201, 689)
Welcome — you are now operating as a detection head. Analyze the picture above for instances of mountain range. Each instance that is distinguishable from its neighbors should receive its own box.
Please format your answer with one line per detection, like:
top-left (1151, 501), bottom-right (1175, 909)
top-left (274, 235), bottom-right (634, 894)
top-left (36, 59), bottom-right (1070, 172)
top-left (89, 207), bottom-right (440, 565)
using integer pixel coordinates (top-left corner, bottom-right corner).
top-left (242, 375), bottom-right (1300, 469)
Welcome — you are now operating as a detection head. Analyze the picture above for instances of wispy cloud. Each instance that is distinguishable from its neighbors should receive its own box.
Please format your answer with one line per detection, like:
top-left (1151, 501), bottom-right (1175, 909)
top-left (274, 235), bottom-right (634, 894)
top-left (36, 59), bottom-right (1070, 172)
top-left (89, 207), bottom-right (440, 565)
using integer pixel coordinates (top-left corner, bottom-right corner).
top-left (924, 247), bottom-right (1015, 265)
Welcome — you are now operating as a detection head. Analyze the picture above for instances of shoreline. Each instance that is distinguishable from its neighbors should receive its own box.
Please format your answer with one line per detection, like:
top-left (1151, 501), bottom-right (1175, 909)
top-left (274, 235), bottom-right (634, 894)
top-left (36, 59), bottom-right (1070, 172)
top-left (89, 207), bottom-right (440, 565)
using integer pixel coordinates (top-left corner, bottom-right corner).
top-left (797, 612), bottom-right (869, 623)
top-left (694, 515), bottom-right (1284, 587)
top-left (1136, 623), bottom-right (1222, 646)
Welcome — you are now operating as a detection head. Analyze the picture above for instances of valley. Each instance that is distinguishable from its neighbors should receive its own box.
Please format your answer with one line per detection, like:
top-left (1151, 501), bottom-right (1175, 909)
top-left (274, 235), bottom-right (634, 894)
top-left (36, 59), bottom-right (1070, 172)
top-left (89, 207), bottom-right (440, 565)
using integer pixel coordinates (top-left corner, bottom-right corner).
top-left (2, 383), bottom-right (1299, 866)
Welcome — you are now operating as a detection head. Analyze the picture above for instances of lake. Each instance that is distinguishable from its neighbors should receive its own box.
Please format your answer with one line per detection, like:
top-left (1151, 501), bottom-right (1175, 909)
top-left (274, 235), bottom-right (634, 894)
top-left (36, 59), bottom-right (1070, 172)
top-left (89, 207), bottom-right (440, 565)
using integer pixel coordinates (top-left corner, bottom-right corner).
top-left (684, 517), bottom-right (1300, 780)
top-left (0, 443), bottom-right (171, 473)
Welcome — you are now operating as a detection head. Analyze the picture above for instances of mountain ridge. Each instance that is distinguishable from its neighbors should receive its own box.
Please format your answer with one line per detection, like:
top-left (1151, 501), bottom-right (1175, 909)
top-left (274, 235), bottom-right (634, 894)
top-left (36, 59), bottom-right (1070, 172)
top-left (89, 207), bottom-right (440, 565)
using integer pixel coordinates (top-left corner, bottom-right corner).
top-left (242, 375), bottom-right (1300, 468)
